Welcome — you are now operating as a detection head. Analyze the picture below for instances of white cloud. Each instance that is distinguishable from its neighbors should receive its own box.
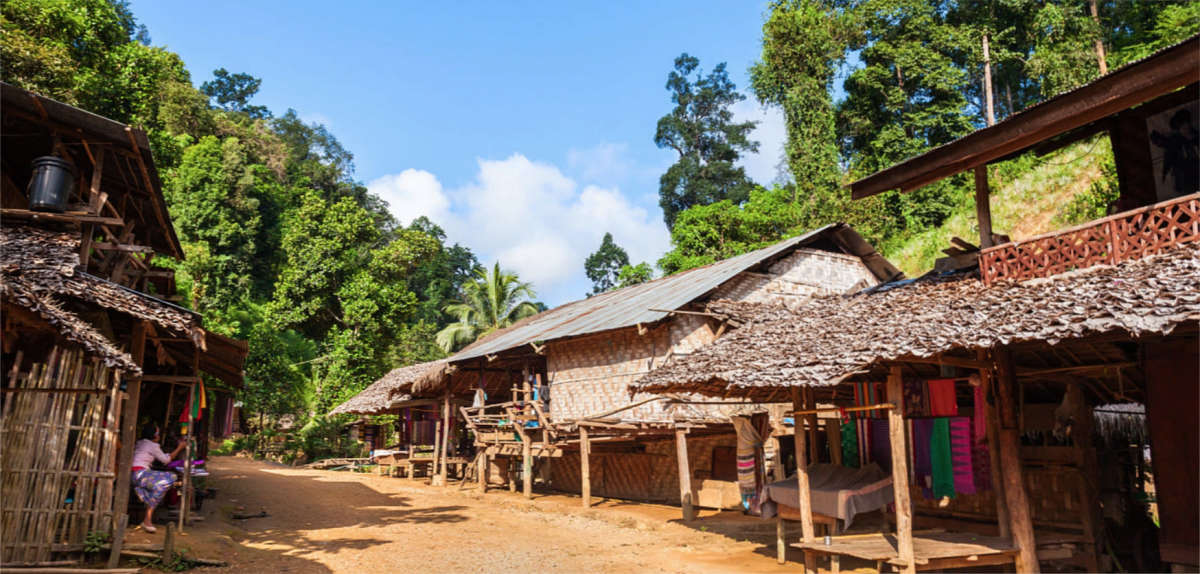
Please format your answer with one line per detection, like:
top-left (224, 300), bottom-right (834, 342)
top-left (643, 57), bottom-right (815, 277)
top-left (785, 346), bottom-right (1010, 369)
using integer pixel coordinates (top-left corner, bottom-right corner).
top-left (299, 111), bottom-right (334, 128)
top-left (732, 99), bottom-right (790, 185)
top-left (372, 153), bottom-right (671, 305)
top-left (567, 142), bottom-right (631, 183)
top-left (367, 169), bottom-right (450, 227)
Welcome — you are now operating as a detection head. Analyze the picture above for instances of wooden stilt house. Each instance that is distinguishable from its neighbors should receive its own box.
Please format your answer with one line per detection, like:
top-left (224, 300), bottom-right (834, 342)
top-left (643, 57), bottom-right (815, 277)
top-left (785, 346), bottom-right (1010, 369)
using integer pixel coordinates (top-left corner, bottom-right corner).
top-left (635, 35), bottom-right (1200, 574)
top-left (0, 82), bottom-right (246, 566)
top-left (367, 224), bottom-right (900, 511)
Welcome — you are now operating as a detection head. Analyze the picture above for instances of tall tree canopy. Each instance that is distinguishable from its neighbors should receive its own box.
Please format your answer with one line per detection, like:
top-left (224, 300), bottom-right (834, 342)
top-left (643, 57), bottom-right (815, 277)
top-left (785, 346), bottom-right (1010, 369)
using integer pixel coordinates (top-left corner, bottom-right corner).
top-left (584, 232), bottom-right (631, 295)
top-left (436, 263), bottom-right (541, 353)
top-left (655, 53), bottom-right (760, 227)
top-left (201, 67), bottom-right (270, 119)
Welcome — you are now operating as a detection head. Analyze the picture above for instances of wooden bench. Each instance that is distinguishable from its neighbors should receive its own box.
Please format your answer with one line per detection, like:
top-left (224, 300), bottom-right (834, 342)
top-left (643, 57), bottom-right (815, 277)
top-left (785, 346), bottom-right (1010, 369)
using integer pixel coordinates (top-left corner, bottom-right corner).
top-left (795, 530), bottom-right (1018, 573)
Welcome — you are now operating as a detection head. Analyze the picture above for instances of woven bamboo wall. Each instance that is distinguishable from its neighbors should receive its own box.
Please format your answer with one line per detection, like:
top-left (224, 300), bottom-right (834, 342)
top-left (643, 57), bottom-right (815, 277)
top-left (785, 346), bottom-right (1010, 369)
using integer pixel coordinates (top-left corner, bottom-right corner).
top-left (549, 433), bottom-right (737, 504)
top-left (711, 248), bottom-right (878, 305)
top-left (547, 314), bottom-right (716, 421)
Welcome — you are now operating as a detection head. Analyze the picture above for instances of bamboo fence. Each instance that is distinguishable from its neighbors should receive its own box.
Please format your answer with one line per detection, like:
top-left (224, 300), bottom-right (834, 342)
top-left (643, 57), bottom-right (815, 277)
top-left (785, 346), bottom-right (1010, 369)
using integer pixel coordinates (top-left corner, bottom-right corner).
top-left (1, 348), bottom-right (121, 564)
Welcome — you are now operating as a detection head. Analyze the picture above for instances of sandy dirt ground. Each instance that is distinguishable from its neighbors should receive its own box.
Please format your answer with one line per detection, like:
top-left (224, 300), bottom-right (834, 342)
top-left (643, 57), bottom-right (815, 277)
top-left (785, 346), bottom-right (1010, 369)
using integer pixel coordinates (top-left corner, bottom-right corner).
top-left (118, 455), bottom-right (886, 573)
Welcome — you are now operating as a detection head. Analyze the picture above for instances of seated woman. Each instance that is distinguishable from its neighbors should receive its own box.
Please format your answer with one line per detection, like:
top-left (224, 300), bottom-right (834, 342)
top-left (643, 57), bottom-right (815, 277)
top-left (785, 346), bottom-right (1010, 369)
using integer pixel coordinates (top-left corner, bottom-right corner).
top-left (131, 424), bottom-right (185, 533)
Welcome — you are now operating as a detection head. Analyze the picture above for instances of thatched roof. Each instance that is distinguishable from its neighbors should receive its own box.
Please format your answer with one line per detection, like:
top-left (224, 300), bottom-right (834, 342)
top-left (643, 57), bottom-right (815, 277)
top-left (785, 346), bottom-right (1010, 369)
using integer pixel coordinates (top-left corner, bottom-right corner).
top-left (632, 245), bottom-right (1200, 401)
top-left (329, 360), bottom-right (447, 415)
top-left (1, 280), bottom-right (140, 373)
top-left (1, 225), bottom-right (204, 371)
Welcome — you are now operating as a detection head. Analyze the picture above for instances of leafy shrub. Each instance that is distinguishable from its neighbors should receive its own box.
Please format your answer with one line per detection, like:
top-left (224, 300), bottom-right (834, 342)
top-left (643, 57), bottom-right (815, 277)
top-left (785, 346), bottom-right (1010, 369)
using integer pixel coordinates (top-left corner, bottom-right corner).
top-left (1055, 155), bottom-right (1119, 226)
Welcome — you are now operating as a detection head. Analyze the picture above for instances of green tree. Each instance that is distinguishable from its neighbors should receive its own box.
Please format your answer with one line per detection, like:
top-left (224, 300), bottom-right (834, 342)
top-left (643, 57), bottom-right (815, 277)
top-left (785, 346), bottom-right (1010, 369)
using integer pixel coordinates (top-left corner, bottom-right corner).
top-left (436, 262), bottom-right (540, 352)
top-left (655, 53), bottom-right (760, 227)
top-left (659, 186), bottom-right (804, 274)
top-left (201, 68), bottom-right (269, 118)
top-left (616, 263), bottom-right (654, 288)
top-left (584, 232), bottom-right (631, 295)
top-left (751, 0), bottom-right (846, 206)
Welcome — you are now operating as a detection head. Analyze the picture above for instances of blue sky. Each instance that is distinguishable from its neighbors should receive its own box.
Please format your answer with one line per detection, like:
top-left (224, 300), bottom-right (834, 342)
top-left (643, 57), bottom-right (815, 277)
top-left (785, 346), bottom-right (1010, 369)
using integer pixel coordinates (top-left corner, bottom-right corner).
top-left (130, 1), bottom-right (790, 306)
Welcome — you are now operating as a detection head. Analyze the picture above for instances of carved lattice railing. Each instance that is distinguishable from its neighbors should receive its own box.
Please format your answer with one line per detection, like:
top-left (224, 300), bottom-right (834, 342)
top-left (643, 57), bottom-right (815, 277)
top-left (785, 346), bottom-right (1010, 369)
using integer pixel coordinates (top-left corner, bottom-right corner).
top-left (980, 192), bottom-right (1200, 285)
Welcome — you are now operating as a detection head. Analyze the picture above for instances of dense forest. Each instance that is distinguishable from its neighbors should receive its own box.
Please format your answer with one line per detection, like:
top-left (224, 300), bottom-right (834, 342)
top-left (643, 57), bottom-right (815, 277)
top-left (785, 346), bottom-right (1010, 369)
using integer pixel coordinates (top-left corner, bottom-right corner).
top-left (4, 0), bottom-right (1197, 458)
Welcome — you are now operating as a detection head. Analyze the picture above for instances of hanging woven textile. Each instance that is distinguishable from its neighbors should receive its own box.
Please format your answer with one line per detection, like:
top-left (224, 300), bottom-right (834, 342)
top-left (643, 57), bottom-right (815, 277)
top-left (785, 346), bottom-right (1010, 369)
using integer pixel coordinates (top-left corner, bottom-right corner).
top-left (179, 379), bottom-right (206, 434)
top-left (931, 417), bottom-right (956, 500)
top-left (949, 417), bottom-right (976, 495)
top-left (840, 422), bottom-right (859, 468)
top-left (731, 412), bottom-right (771, 514)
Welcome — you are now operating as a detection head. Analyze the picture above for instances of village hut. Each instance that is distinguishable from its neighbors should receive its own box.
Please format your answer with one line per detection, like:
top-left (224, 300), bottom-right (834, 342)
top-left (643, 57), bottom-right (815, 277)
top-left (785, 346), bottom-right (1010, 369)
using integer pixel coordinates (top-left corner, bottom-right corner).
top-left (0, 82), bottom-right (246, 566)
top-left (634, 35), bottom-right (1199, 574)
top-left (377, 223), bottom-right (901, 513)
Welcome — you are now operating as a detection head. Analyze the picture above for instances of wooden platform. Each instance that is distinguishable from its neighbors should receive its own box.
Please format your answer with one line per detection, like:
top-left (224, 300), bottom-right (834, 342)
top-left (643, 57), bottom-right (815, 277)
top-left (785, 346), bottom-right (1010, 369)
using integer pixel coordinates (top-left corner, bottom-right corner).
top-left (796, 531), bottom-right (1017, 572)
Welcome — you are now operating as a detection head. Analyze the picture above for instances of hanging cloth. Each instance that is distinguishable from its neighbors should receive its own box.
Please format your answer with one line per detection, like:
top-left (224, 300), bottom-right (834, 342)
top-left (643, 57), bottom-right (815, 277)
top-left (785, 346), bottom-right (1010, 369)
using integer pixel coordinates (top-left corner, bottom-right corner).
top-left (972, 385), bottom-right (992, 491)
top-left (731, 413), bottom-right (771, 514)
top-left (927, 379), bottom-right (959, 417)
top-left (840, 422), bottom-right (859, 468)
top-left (472, 388), bottom-right (487, 408)
top-left (931, 418), bottom-right (956, 500)
top-left (949, 417), bottom-right (976, 495)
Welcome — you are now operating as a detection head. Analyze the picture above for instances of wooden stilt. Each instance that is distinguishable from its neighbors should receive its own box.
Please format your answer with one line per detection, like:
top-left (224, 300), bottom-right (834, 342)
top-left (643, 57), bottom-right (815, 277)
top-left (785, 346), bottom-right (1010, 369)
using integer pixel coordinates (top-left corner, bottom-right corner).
top-left (887, 366), bottom-right (915, 574)
top-left (994, 347), bottom-right (1041, 573)
top-left (827, 419), bottom-right (843, 466)
top-left (108, 322), bottom-right (145, 568)
top-left (580, 426), bottom-right (591, 508)
top-left (790, 388), bottom-right (816, 574)
top-left (776, 515), bottom-right (786, 564)
top-left (805, 388), bottom-right (819, 465)
top-left (478, 450), bottom-right (488, 493)
top-left (439, 392), bottom-right (451, 484)
top-left (521, 368), bottom-right (532, 499)
top-left (507, 458), bottom-right (516, 492)
top-left (975, 166), bottom-right (995, 249)
top-left (431, 409), bottom-right (442, 485)
top-left (978, 350), bottom-right (1011, 539)
top-left (1067, 383), bottom-right (1104, 572)
top-left (675, 427), bottom-right (695, 521)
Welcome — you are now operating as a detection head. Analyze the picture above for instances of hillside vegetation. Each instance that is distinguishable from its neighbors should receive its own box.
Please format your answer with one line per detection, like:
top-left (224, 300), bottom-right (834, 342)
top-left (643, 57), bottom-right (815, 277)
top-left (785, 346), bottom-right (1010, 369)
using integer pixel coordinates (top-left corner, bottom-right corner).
top-left (882, 136), bottom-right (1115, 276)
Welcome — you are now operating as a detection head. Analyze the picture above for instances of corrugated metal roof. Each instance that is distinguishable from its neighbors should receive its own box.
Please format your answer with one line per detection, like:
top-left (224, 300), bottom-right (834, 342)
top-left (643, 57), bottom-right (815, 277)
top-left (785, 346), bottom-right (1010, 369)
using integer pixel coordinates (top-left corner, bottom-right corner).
top-left (450, 224), bottom-right (875, 362)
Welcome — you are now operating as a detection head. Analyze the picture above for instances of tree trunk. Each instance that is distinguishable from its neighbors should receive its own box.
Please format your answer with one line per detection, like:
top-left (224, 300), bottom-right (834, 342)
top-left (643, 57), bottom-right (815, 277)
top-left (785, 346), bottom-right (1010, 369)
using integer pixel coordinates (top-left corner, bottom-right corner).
top-left (1089, 0), bottom-right (1108, 75)
top-left (982, 32), bottom-right (996, 127)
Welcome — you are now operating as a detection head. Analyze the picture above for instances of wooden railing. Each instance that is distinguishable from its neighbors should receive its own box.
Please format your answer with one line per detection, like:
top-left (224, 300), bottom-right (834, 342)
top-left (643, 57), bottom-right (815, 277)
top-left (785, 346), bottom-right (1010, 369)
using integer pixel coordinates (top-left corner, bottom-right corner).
top-left (980, 192), bottom-right (1200, 285)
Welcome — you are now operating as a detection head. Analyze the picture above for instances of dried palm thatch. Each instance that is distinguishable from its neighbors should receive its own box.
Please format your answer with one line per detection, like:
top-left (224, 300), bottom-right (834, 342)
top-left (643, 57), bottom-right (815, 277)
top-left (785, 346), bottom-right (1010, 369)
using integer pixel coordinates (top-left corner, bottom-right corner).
top-left (330, 360), bottom-right (447, 415)
top-left (1093, 403), bottom-right (1147, 447)
top-left (1, 225), bottom-right (201, 339)
top-left (0, 280), bottom-right (140, 373)
top-left (633, 245), bottom-right (1200, 401)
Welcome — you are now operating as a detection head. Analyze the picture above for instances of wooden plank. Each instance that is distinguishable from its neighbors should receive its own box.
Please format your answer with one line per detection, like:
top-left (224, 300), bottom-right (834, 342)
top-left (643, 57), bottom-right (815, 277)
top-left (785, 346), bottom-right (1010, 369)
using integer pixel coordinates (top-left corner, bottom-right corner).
top-left (0, 209), bottom-right (124, 226)
top-left (580, 426), bottom-right (591, 508)
top-left (107, 322), bottom-right (145, 568)
top-left (790, 387), bottom-right (817, 574)
top-left (675, 427), bottom-right (695, 521)
top-left (887, 366), bottom-right (915, 574)
top-left (975, 166), bottom-right (995, 249)
top-left (994, 347), bottom-right (1041, 573)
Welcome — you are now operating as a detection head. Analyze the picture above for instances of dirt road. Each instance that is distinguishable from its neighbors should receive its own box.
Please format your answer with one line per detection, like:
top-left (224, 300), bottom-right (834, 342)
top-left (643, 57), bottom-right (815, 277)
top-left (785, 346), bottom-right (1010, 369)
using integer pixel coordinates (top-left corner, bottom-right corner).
top-left (140, 456), bottom-right (819, 573)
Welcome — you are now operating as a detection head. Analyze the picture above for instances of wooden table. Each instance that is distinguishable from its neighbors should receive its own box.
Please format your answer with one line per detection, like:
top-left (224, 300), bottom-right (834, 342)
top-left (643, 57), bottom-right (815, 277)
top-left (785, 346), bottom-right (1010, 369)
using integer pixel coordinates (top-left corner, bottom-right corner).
top-left (796, 531), bottom-right (1018, 573)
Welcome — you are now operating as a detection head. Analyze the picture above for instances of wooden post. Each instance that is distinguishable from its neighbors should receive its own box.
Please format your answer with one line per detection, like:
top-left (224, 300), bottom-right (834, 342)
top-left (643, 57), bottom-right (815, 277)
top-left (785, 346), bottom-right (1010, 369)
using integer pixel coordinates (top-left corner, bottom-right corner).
top-left (439, 392), bottom-right (451, 483)
top-left (887, 366), bottom-right (915, 574)
top-left (978, 350), bottom-right (1011, 539)
top-left (432, 408), bottom-right (442, 485)
top-left (1068, 383), bottom-right (1104, 572)
top-left (580, 425), bottom-right (592, 508)
top-left (770, 436), bottom-right (786, 481)
top-left (790, 388), bottom-right (815, 544)
top-left (994, 347), bottom-right (1041, 573)
top-left (827, 419), bottom-right (843, 467)
top-left (975, 166), bottom-right (995, 249)
top-left (805, 388), bottom-right (819, 465)
top-left (675, 427), bottom-right (695, 521)
top-left (108, 321), bottom-right (146, 568)
top-left (163, 522), bottom-right (175, 562)
top-left (776, 515), bottom-right (787, 564)
top-left (477, 449), bottom-right (489, 493)
top-left (179, 382), bottom-right (193, 531)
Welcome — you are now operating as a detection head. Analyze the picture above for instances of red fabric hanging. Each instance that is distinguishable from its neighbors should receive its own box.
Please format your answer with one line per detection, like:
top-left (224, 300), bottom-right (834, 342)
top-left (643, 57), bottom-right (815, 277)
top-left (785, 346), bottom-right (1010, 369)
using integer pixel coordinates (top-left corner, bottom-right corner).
top-left (927, 379), bottom-right (959, 416)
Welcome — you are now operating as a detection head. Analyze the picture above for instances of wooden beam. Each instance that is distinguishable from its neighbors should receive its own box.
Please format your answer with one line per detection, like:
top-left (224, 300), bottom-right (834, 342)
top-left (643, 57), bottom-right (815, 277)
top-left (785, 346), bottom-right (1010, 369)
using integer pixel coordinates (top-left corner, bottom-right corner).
top-left (887, 366), bottom-right (916, 574)
top-left (440, 391), bottom-right (452, 484)
top-left (92, 242), bottom-right (155, 253)
top-left (109, 321), bottom-right (146, 568)
top-left (1068, 383), bottom-right (1104, 572)
top-left (975, 166), bottom-right (995, 249)
top-left (521, 367), bottom-right (532, 499)
top-left (790, 388), bottom-right (816, 542)
top-left (0, 208), bottom-right (124, 226)
top-left (580, 425), bottom-right (591, 508)
top-left (804, 387), bottom-right (819, 466)
top-left (994, 347), bottom-right (1042, 573)
top-left (675, 427), bottom-right (695, 521)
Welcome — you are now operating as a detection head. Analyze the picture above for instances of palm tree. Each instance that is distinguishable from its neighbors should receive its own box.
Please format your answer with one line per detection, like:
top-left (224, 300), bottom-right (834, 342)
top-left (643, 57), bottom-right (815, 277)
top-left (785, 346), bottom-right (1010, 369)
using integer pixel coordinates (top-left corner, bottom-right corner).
top-left (436, 262), bottom-right (540, 352)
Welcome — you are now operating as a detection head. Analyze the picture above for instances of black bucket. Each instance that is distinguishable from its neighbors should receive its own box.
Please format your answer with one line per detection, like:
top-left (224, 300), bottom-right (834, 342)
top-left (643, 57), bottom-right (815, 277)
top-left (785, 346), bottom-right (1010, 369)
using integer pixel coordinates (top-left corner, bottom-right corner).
top-left (27, 156), bottom-right (76, 212)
